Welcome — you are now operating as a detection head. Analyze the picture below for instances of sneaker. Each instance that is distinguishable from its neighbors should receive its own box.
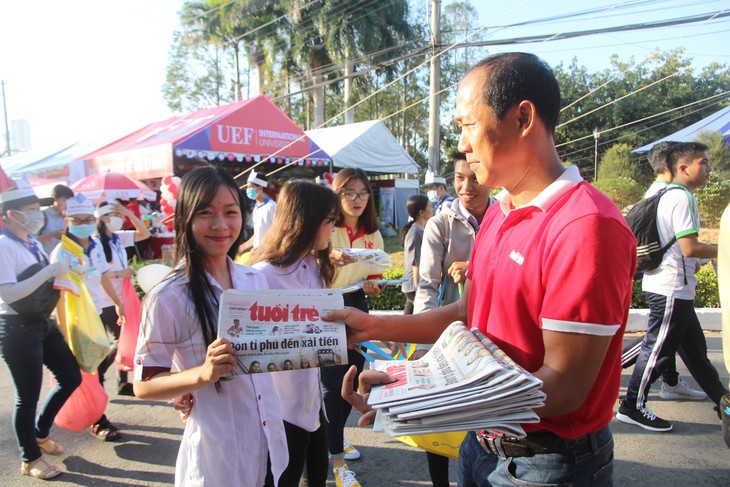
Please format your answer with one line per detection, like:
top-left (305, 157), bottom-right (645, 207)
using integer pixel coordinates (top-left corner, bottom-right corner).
top-left (616, 401), bottom-right (672, 432)
top-left (658, 379), bottom-right (707, 400)
top-left (343, 439), bottom-right (361, 460)
top-left (334, 465), bottom-right (361, 487)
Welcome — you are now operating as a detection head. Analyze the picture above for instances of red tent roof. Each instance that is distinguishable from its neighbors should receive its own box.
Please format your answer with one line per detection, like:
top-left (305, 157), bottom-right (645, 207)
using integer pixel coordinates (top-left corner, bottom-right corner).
top-left (85, 95), bottom-right (329, 180)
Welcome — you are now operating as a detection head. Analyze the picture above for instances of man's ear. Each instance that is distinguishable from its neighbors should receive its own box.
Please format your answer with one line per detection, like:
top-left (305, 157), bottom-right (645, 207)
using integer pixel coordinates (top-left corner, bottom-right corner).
top-left (515, 100), bottom-right (537, 135)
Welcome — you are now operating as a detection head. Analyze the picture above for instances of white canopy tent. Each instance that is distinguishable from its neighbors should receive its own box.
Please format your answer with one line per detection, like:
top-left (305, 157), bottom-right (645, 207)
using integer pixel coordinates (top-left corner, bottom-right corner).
top-left (305, 120), bottom-right (419, 174)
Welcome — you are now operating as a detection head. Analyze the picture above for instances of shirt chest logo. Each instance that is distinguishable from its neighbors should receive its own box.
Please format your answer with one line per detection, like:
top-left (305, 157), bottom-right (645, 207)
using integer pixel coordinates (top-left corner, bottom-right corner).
top-left (509, 250), bottom-right (525, 266)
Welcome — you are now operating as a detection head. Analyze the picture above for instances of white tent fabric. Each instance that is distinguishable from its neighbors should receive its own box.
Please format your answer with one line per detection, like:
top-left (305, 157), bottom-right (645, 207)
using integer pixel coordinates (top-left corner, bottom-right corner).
top-left (633, 105), bottom-right (730, 153)
top-left (306, 120), bottom-right (419, 174)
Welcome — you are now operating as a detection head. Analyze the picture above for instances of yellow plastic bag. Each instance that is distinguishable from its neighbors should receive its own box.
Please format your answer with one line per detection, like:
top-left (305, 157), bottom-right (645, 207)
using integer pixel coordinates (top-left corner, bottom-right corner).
top-left (397, 431), bottom-right (466, 459)
top-left (64, 283), bottom-right (111, 373)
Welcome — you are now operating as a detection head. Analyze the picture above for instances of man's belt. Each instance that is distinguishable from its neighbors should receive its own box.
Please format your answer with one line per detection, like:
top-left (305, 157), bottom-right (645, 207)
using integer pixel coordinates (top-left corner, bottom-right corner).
top-left (475, 430), bottom-right (590, 459)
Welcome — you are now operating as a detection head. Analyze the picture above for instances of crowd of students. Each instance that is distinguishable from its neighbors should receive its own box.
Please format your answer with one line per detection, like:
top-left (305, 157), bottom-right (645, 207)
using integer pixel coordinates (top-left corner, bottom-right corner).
top-left (0, 51), bottom-right (727, 487)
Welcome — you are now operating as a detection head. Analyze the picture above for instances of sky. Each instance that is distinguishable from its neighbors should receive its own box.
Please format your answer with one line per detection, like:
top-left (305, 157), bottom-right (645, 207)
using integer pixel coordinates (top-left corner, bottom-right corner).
top-left (0, 0), bottom-right (728, 155)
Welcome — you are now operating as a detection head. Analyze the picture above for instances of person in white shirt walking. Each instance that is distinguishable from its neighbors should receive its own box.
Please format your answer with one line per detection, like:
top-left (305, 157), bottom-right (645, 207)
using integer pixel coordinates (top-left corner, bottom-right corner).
top-left (240, 171), bottom-right (277, 252)
top-left (617, 142), bottom-right (729, 432)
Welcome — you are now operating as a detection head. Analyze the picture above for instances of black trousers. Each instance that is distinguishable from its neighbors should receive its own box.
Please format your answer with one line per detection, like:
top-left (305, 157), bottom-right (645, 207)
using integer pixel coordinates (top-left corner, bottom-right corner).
top-left (265, 413), bottom-right (329, 487)
top-left (625, 292), bottom-right (728, 409)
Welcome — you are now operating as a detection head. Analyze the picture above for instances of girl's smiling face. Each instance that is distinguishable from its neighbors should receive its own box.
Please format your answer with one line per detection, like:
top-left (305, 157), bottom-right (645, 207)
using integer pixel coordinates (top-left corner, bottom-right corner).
top-left (191, 185), bottom-right (242, 261)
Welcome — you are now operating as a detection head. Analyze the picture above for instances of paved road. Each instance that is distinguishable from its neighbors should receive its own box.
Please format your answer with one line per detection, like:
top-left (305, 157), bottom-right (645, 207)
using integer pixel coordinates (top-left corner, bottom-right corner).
top-left (1, 335), bottom-right (728, 486)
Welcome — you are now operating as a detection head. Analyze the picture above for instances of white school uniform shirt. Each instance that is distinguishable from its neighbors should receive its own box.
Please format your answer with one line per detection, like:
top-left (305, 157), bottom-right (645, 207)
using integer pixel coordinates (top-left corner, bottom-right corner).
top-left (642, 183), bottom-right (701, 300)
top-left (51, 236), bottom-right (110, 314)
top-left (95, 230), bottom-right (136, 310)
top-left (644, 180), bottom-right (669, 199)
top-left (253, 255), bottom-right (325, 432)
top-left (252, 198), bottom-right (277, 248)
top-left (135, 259), bottom-right (288, 487)
top-left (0, 233), bottom-right (50, 316)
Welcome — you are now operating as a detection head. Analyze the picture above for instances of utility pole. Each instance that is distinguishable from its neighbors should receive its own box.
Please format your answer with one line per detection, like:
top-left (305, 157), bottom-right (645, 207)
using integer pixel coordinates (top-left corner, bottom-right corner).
top-left (2, 81), bottom-right (10, 157)
top-left (427, 0), bottom-right (441, 176)
top-left (593, 128), bottom-right (601, 182)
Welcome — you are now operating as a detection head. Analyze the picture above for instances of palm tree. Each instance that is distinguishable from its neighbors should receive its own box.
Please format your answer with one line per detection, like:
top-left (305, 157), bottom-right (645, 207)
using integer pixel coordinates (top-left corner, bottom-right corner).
top-left (287, 0), bottom-right (413, 127)
top-left (182, 0), bottom-right (285, 100)
top-left (327, 0), bottom-right (413, 124)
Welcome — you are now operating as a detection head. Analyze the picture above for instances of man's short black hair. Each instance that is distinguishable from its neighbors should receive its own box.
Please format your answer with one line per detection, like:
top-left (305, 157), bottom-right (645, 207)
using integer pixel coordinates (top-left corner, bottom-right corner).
top-left (466, 52), bottom-right (561, 134)
top-left (451, 150), bottom-right (467, 162)
top-left (648, 141), bottom-right (678, 175)
top-left (667, 141), bottom-right (709, 176)
top-left (51, 184), bottom-right (74, 199)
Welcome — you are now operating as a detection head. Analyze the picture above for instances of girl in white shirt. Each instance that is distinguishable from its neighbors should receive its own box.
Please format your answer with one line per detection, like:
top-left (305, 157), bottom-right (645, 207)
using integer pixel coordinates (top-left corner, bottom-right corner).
top-left (94, 201), bottom-right (150, 396)
top-left (134, 166), bottom-right (287, 487)
top-left (250, 180), bottom-right (340, 487)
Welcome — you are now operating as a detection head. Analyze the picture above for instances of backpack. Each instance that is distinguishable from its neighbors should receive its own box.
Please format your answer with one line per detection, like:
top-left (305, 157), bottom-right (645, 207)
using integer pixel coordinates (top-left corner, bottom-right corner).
top-left (625, 186), bottom-right (683, 273)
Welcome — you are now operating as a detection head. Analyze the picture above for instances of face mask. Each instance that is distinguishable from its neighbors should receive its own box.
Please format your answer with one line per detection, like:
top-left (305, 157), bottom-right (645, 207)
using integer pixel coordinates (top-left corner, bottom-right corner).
top-left (427, 190), bottom-right (439, 203)
top-left (245, 188), bottom-right (258, 200)
top-left (69, 224), bottom-right (96, 239)
top-left (13, 210), bottom-right (45, 234)
top-left (107, 216), bottom-right (124, 232)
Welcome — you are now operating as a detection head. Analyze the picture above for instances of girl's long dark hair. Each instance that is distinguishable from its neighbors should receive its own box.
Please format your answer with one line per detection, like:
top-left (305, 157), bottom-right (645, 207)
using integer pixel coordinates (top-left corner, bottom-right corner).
top-left (400, 194), bottom-right (430, 245)
top-left (250, 180), bottom-right (339, 287)
top-left (96, 201), bottom-right (114, 263)
top-left (332, 168), bottom-right (379, 234)
top-left (173, 166), bottom-right (247, 361)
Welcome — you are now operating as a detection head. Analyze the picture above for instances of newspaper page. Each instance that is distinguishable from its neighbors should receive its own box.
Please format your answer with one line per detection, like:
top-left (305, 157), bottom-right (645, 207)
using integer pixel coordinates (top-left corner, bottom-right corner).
top-left (218, 288), bottom-right (347, 374)
top-left (368, 322), bottom-right (506, 406)
top-left (368, 321), bottom-right (545, 437)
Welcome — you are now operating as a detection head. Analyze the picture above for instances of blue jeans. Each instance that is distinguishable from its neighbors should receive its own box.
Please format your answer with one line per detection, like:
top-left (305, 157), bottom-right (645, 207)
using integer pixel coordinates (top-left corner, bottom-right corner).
top-left (458, 427), bottom-right (614, 487)
top-left (0, 315), bottom-right (81, 463)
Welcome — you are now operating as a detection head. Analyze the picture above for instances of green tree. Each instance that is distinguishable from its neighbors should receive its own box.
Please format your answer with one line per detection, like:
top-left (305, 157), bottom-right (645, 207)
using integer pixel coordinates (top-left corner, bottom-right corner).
top-left (162, 31), bottom-right (231, 112)
top-left (597, 143), bottom-right (639, 181)
top-left (695, 173), bottom-right (730, 227)
top-left (592, 177), bottom-right (645, 212)
top-left (695, 129), bottom-right (730, 179)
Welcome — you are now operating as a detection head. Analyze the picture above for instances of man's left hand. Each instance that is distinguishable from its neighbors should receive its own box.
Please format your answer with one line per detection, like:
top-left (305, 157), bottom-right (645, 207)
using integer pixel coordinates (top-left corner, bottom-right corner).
top-left (341, 365), bottom-right (398, 427)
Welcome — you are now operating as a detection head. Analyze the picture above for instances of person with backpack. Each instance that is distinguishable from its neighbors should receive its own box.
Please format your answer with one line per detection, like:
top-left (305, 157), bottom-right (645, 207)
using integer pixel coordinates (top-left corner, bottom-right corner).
top-left (617, 141), bottom-right (729, 432)
top-left (622, 141), bottom-right (706, 401)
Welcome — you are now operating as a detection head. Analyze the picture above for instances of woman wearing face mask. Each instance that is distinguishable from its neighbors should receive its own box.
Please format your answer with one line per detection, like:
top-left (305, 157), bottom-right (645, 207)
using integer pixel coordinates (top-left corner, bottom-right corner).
top-left (0, 179), bottom-right (81, 480)
top-left (50, 194), bottom-right (125, 442)
top-left (95, 201), bottom-right (150, 396)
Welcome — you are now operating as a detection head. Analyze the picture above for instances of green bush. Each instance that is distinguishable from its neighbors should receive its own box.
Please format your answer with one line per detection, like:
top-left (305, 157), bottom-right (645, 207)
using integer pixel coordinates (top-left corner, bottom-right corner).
top-left (631, 264), bottom-right (718, 308)
top-left (592, 176), bottom-right (646, 212)
top-left (695, 264), bottom-right (720, 308)
top-left (598, 143), bottom-right (640, 181)
top-left (694, 173), bottom-right (730, 227)
top-left (367, 267), bottom-right (406, 310)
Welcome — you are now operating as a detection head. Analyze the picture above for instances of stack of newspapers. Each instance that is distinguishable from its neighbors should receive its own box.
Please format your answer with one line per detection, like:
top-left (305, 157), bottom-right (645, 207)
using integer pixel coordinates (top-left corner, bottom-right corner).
top-left (369, 322), bottom-right (546, 437)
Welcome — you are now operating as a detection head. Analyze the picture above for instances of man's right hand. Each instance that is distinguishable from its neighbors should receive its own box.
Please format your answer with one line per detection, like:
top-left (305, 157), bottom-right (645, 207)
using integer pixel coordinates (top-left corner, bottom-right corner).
top-left (323, 307), bottom-right (373, 344)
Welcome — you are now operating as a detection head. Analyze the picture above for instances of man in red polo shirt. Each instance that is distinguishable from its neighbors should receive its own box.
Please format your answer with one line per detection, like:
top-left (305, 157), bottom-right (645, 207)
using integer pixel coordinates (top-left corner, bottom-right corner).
top-left (329, 52), bottom-right (636, 486)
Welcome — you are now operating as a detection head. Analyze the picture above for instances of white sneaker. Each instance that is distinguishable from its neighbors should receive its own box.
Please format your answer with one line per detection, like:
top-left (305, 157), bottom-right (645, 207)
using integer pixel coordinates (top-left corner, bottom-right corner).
top-left (658, 378), bottom-right (707, 400)
top-left (343, 439), bottom-right (361, 460)
top-left (334, 465), bottom-right (361, 487)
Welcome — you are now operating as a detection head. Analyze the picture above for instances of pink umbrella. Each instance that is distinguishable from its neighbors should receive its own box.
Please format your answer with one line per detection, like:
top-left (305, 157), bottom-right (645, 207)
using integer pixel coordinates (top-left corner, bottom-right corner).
top-left (71, 172), bottom-right (156, 202)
